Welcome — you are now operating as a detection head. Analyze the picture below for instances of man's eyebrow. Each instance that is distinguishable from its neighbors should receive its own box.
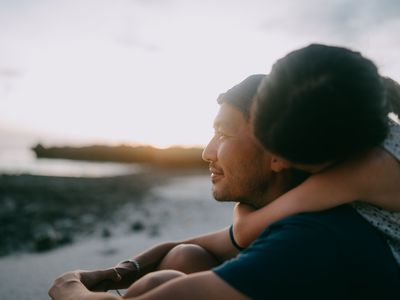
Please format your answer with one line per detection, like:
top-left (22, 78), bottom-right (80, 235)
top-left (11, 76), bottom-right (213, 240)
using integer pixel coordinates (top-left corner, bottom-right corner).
top-left (213, 120), bottom-right (227, 128)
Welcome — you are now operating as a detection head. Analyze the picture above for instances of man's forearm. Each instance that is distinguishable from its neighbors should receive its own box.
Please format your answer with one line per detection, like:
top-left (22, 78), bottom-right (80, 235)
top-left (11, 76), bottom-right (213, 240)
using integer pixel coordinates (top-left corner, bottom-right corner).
top-left (177, 227), bottom-right (237, 262)
top-left (67, 285), bottom-right (119, 300)
top-left (50, 271), bottom-right (248, 300)
top-left (129, 227), bottom-right (236, 276)
top-left (89, 227), bottom-right (237, 291)
top-left (91, 242), bottom-right (180, 290)
top-left (133, 241), bottom-right (180, 276)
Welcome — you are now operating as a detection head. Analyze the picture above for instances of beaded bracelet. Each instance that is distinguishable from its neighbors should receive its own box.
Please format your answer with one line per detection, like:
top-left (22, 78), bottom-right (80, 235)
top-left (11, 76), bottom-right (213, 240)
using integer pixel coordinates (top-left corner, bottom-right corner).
top-left (115, 259), bottom-right (141, 296)
top-left (119, 258), bottom-right (140, 277)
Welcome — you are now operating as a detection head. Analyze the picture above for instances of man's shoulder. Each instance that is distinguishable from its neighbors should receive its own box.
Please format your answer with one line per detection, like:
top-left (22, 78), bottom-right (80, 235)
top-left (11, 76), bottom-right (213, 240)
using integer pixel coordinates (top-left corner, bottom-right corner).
top-left (260, 204), bottom-right (400, 282)
top-left (274, 204), bottom-right (360, 226)
top-left (270, 204), bottom-right (363, 231)
top-left (214, 204), bottom-right (400, 299)
top-left (255, 205), bottom-right (365, 252)
top-left (264, 204), bottom-right (389, 253)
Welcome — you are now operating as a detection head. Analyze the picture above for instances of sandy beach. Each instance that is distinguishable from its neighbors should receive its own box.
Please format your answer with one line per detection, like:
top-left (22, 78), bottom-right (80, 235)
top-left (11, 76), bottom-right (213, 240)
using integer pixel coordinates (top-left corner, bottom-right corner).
top-left (0, 170), bottom-right (234, 300)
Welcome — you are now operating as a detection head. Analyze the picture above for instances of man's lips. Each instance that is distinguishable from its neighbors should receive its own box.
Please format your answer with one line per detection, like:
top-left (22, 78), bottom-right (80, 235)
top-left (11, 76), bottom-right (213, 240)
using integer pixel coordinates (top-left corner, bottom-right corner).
top-left (209, 166), bottom-right (224, 181)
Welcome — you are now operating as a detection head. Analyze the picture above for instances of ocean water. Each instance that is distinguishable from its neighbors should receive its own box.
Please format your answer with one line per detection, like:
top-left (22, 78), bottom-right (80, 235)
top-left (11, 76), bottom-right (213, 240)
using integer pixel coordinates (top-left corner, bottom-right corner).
top-left (0, 130), bottom-right (142, 177)
top-left (0, 147), bottom-right (142, 177)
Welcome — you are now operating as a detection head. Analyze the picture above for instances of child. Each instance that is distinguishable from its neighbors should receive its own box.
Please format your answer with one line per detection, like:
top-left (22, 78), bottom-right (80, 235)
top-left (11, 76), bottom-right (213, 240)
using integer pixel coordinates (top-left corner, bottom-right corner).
top-left (233, 76), bottom-right (400, 264)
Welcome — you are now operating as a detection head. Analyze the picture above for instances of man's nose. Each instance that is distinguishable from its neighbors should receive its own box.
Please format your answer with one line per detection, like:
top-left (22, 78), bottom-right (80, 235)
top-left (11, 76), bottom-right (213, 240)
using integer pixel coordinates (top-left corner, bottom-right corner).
top-left (202, 136), bottom-right (217, 162)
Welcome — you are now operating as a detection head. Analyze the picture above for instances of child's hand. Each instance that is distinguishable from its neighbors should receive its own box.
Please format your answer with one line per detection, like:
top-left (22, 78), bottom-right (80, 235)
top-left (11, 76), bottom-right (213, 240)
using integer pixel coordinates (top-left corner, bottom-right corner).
top-left (232, 203), bottom-right (258, 249)
top-left (233, 203), bottom-right (256, 222)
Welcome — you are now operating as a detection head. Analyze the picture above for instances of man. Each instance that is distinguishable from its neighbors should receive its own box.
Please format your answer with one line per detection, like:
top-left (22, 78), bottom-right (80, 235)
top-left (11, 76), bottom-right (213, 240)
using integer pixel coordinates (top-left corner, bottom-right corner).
top-left (49, 75), bottom-right (400, 300)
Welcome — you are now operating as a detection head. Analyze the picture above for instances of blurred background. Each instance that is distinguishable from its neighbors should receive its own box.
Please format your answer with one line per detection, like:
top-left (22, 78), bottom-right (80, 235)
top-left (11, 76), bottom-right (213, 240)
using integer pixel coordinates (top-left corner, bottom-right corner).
top-left (0, 0), bottom-right (399, 299)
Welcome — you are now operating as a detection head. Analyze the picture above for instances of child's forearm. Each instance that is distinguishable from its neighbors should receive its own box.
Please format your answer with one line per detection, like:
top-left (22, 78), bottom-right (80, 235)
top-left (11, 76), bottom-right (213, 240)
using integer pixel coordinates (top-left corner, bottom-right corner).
top-left (232, 203), bottom-right (259, 248)
top-left (359, 149), bottom-right (400, 210)
top-left (233, 188), bottom-right (309, 248)
top-left (233, 169), bottom-right (359, 248)
top-left (233, 148), bottom-right (400, 249)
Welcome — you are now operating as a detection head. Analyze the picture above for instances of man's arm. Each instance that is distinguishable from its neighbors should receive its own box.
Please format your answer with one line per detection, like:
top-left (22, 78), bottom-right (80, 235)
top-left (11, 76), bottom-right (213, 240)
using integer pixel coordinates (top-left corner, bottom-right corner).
top-left (88, 227), bottom-right (238, 290)
top-left (123, 271), bottom-right (248, 300)
top-left (137, 226), bottom-right (238, 273)
top-left (49, 270), bottom-right (249, 300)
top-left (179, 226), bottom-right (238, 262)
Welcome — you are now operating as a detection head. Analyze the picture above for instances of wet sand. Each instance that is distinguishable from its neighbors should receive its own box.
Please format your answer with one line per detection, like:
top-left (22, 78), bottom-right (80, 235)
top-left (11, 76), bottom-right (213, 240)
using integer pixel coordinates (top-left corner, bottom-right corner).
top-left (0, 170), bottom-right (234, 300)
top-left (0, 171), bottom-right (162, 256)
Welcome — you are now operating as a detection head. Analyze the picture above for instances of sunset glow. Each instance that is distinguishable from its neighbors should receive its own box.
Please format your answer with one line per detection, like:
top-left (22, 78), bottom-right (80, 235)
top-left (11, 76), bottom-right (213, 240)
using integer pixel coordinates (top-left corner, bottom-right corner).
top-left (1, 0), bottom-right (400, 147)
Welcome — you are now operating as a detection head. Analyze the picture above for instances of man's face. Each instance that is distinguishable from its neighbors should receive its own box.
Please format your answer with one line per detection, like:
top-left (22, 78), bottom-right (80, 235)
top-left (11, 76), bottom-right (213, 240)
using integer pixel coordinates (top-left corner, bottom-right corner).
top-left (202, 103), bottom-right (275, 207)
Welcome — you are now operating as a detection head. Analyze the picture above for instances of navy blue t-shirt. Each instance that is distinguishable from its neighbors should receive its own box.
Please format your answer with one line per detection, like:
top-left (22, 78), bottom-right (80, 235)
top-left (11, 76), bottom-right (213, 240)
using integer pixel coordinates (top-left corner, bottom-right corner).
top-left (214, 205), bottom-right (400, 300)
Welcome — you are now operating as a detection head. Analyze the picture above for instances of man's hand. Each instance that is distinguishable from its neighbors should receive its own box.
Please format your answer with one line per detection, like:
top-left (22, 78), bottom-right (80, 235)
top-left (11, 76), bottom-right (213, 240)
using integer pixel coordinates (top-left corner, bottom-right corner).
top-left (80, 269), bottom-right (122, 291)
top-left (89, 261), bottom-right (139, 291)
top-left (49, 271), bottom-right (88, 300)
top-left (49, 270), bottom-right (121, 300)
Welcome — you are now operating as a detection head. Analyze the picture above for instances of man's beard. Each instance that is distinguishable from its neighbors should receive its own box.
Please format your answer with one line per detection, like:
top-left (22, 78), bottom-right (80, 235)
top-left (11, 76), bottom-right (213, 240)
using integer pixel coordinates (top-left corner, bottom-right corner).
top-left (212, 178), bottom-right (269, 208)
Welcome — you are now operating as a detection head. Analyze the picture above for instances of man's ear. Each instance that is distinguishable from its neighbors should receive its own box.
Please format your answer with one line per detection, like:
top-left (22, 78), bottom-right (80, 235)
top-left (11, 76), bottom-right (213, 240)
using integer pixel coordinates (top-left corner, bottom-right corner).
top-left (270, 156), bottom-right (291, 172)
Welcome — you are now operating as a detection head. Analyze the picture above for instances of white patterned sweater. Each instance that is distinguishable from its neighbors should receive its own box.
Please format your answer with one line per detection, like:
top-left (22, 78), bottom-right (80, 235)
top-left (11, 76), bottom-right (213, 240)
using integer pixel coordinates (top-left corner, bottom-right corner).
top-left (352, 115), bottom-right (400, 265)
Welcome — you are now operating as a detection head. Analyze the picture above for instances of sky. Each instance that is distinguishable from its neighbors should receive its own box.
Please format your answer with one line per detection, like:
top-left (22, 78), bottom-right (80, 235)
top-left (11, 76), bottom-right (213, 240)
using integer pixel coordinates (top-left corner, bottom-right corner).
top-left (1, 0), bottom-right (400, 147)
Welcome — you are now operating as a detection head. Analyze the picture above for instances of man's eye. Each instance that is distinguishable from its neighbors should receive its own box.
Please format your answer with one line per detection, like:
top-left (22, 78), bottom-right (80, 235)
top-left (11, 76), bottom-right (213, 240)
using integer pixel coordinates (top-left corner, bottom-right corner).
top-left (213, 128), bottom-right (230, 140)
top-left (216, 131), bottom-right (229, 140)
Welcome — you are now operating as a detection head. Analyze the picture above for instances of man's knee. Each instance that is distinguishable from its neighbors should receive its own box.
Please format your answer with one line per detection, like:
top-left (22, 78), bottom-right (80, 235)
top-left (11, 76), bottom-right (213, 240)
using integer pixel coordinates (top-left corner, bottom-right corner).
top-left (168, 244), bottom-right (207, 260)
top-left (159, 244), bottom-right (219, 273)
top-left (161, 244), bottom-right (208, 267)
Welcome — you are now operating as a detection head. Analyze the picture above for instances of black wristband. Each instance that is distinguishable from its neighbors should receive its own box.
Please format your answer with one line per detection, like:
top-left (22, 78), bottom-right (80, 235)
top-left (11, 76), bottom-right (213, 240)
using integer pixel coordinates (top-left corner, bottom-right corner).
top-left (229, 224), bottom-right (245, 251)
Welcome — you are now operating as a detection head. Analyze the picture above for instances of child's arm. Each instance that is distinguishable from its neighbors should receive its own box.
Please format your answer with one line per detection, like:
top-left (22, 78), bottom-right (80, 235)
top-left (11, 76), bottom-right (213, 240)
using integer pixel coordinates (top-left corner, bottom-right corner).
top-left (233, 148), bottom-right (400, 248)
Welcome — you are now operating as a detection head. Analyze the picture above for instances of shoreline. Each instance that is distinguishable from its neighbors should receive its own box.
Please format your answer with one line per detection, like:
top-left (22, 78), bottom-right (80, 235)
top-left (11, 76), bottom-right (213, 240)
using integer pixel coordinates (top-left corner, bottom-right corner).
top-left (0, 168), bottom-right (209, 256)
top-left (0, 172), bottom-right (233, 300)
